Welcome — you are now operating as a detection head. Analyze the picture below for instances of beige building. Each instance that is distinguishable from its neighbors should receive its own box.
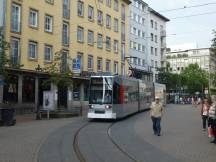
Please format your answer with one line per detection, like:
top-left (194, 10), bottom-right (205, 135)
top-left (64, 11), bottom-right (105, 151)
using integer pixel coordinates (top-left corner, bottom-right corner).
top-left (0, 0), bottom-right (131, 113)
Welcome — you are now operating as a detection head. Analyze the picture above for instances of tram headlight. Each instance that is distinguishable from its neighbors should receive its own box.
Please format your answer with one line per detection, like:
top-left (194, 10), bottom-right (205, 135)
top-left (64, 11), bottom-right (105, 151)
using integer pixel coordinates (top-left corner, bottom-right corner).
top-left (105, 105), bottom-right (112, 109)
top-left (89, 105), bottom-right (94, 109)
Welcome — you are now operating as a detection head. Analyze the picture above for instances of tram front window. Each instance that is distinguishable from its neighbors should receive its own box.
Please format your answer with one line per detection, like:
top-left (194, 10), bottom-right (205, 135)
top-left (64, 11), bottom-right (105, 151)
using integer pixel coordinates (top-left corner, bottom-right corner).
top-left (89, 77), bottom-right (112, 104)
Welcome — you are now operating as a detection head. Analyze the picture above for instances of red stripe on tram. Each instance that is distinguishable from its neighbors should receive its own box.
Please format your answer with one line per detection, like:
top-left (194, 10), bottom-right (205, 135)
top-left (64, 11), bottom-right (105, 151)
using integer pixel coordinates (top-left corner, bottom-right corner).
top-left (119, 85), bottom-right (124, 104)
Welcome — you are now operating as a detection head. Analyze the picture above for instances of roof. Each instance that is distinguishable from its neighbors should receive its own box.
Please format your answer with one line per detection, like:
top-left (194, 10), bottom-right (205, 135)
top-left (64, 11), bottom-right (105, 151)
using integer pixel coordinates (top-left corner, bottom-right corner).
top-left (122, 0), bottom-right (132, 5)
top-left (166, 47), bottom-right (211, 54)
top-left (148, 7), bottom-right (170, 22)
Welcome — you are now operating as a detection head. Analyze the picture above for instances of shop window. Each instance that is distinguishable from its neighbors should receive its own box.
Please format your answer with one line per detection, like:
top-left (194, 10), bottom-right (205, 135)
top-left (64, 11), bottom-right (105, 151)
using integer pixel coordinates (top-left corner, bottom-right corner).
top-left (3, 75), bottom-right (18, 103)
top-left (22, 76), bottom-right (35, 103)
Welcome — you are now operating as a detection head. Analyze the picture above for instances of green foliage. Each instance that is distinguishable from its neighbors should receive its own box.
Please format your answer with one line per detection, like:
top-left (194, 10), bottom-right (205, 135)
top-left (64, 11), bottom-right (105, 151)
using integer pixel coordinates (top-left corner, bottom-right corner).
top-left (181, 64), bottom-right (208, 94)
top-left (43, 50), bottom-right (73, 89)
top-left (211, 30), bottom-right (216, 55)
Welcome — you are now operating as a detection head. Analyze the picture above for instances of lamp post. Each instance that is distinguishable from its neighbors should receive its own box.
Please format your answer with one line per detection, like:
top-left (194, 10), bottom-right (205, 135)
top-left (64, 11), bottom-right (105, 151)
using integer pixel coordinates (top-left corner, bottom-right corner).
top-left (35, 64), bottom-right (43, 120)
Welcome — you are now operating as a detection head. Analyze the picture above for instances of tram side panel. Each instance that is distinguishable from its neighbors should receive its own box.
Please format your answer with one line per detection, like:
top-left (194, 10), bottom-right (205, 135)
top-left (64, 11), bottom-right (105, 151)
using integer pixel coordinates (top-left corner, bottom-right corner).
top-left (112, 78), bottom-right (139, 118)
top-left (139, 80), bottom-right (154, 111)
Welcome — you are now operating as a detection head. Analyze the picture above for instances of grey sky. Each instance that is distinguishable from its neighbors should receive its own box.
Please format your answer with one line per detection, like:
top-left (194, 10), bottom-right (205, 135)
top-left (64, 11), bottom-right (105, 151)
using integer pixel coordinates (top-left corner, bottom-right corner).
top-left (144, 0), bottom-right (216, 48)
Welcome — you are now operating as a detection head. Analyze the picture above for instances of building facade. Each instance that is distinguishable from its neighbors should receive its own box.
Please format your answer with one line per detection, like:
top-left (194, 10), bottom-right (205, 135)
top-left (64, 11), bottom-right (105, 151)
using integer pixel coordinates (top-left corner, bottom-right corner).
top-left (0, 0), bottom-right (131, 113)
top-left (129, 0), bottom-right (169, 81)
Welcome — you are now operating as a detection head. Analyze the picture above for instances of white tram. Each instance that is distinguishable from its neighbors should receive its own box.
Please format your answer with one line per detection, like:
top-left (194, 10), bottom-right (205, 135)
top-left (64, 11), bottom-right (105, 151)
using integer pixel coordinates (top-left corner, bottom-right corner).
top-left (87, 75), bottom-right (154, 119)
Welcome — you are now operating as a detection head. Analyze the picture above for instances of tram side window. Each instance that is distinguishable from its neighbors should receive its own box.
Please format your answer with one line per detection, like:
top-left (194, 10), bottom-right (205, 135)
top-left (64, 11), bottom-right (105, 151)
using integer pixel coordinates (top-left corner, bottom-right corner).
top-left (113, 81), bottom-right (120, 104)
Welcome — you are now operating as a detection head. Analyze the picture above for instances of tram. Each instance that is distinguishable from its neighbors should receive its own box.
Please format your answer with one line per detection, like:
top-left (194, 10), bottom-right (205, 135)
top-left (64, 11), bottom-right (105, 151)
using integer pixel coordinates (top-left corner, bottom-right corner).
top-left (87, 75), bottom-right (154, 119)
top-left (154, 83), bottom-right (166, 106)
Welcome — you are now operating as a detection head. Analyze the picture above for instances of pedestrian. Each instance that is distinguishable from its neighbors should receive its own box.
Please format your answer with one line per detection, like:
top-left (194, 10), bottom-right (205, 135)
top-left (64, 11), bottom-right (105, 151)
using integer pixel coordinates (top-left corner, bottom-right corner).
top-left (201, 98), bottom-right (210, 131)
top-left (150, 96), bottom-right (164, 136)
top-left (208, 98), bottom-right (216, 143)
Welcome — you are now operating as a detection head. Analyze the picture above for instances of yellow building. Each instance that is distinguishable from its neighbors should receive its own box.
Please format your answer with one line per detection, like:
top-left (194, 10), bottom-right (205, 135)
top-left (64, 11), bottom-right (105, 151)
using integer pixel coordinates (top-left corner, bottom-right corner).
top-left (0, 0), bottom-right (131, 112)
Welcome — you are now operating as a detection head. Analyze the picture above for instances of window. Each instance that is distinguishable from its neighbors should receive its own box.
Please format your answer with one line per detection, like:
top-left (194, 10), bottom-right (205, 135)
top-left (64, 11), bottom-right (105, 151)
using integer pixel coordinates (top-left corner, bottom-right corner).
top-left (63, 0), bottom-right (70, 19)
top-left (121, 22), bottom-right (125, 41)
top-left (133, 42), bottom-right (137, 50)
top-left (138, 15), bottom-right (141, 24)
top-left (121, 4), bottom-right (125, 20)
top-left (88, 30), bottom-right (94, 45)
top-left (142, 32), bottom-right (145, 38)
top-left (11, 3), bottom-right (21, 32)
top-left (106, 60), bottom-right (111, 72)
top-left (77, 1), bottom-right (84, 17)
top-left (114, 18), bottom-right (118, 32)
top-left (44, 45), bottom-right (53, 62)
top-left (106, 14), bottom-right (111, 28)
top-left (62, 22), bottom-right (69, 45)
top-left (138, 43), bottom-right (141, 51)
top-left (133, 27), bottom-right (136, 35)
top-left (155, 35), bottom-right (157, 43)
top-left (121, 43), bottom-right (125, 61)
top-left (151, 47), bottom-right (154, 55)
top-left (98, 10), bottom-right (103, 25)
top-left (150, 20), bottom-right (153, 28)
top-left (11, 38), bottom-right (20, 65)
top-left (114, 62), bottom-right (118, 74)
top-left (142, 59), bottom-right (145, 67)
top-left (22, 76), bottom-right (35, 103)
top-left (97, 33), bottom-right (103, 48)
top-left (151, 60), bottom-right (154, 67)
top-left (28, 41), bottom-right (37, 59)
top-left (88, 5), bottom-right (94, 21)
top-left (97, 58), bottom-right (102, 71)
top-left (77, 26), bottom-right (84, 42)
top-left (114, 0), bottom-right (119, 11)
top-left (88, 55), bottom-right (93, 70)
top-left (61, 51), bottom-right (68, 72)
top-left (29, 9), bottom-right (38, 28)
top-left (142, 18), bottom-right (145, 25)
top-left (46, 0), bottom-right (54, 4)
top-left (45, 15), bottom-right (53, 32)
top-left (151, 33), bottom-right (154, 41)
top-left (155, 48), bottom-right (157, 56)
top-left (130, 41), bottom-right (133, 48)
top-left (106, 36), bottom-right (111, 50)
top-left (138, 30), bottom-right (141, 37)
top-left (121, 63), bottom-right (125, 75)
top-left (106, 0), bottom-right (111, 7)
top-left (114, 40), bottom-right (118, 53)
top-left (138, 58), bottom-right (141, 66)
top-left (155, 22), bottom-right (157, 30)
top-left (142, 45), bottom-right (145, 53)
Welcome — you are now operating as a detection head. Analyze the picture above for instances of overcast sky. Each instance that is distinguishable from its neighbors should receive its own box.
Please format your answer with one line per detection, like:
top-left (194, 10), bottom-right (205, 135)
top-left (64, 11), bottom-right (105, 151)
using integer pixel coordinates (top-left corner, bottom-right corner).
top-left (144, 0), bottom-right (216, 48)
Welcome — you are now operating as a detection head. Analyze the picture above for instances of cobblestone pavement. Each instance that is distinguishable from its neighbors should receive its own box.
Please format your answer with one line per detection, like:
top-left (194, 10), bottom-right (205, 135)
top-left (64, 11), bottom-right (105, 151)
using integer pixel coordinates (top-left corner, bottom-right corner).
top-left (111, 104), bottom-right (216, 162)
top-left (0, 104), bottom-right (215, 162)
top-left (0, 117), bottom-right (85, 162)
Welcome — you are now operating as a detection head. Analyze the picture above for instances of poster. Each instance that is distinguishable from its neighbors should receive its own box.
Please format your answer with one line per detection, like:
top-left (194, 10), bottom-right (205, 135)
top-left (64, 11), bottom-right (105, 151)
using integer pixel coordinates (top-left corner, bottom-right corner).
top-left (43, 91), bottom-right (55, 110)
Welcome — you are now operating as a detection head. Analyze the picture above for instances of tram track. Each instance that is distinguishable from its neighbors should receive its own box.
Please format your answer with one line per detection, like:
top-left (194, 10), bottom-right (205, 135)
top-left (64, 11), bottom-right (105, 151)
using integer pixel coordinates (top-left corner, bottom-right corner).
top-left (73, 122), bottom-right (90, 162)
top-left (107, 122), bottom-right (141, 162)
top-left (73, 120), bottom-right (140, 162)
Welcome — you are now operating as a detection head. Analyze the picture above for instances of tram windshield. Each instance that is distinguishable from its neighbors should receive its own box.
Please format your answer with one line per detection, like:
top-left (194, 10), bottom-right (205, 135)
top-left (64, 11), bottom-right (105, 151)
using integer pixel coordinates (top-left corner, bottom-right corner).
top-left (89, 77), bottom-right (113, 104)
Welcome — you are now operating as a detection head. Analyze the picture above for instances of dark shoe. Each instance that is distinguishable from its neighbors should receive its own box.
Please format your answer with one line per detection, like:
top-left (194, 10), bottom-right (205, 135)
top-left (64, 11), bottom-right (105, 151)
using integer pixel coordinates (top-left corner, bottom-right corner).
top-left (157, 134), bottom-right (161, 136)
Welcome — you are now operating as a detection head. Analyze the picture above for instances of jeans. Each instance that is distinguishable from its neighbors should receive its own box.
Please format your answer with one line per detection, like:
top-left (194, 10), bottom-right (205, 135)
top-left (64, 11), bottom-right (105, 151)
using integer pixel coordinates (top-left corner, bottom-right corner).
top-left (151, 117), bottom-right (161, 135)
top-left (202, 115), bottom-right (208, 129)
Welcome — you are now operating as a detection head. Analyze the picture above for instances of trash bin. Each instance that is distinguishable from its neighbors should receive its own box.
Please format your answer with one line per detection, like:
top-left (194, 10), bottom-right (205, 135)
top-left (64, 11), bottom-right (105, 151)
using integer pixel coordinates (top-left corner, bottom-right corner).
top-left (1, 108), bottom-right (16, 126)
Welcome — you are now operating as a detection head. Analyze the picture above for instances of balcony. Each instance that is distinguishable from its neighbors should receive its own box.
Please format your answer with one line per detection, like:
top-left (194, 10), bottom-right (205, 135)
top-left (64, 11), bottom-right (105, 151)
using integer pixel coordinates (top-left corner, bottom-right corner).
top-left (160, 30), bottom-right (166, 37)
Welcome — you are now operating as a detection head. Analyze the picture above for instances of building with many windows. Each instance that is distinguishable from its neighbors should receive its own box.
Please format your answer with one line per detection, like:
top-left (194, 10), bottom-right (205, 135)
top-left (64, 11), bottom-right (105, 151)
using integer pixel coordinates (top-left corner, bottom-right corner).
top-left (129, 0), bottom-right (169, 81)
top-left (0, 0), bottom-right (131, 113)
top-left (166, 48), bottom-right (216, 74)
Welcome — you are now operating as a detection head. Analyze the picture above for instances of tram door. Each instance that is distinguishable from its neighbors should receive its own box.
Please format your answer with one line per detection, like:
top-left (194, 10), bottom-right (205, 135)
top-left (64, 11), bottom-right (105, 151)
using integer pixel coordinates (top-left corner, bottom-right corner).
top-left (58, 85), bottom-right (67, 109)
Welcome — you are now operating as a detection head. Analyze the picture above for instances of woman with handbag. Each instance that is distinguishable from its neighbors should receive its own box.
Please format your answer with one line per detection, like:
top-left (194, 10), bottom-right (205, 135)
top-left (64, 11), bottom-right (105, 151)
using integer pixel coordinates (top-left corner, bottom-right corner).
top-left (201, 99), bottom-right (210, 131)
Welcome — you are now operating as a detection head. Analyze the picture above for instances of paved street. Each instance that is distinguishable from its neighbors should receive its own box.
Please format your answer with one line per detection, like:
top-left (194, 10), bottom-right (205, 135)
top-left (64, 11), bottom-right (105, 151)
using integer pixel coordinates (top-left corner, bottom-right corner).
top-left (0, 104), bottom-right (215, 162)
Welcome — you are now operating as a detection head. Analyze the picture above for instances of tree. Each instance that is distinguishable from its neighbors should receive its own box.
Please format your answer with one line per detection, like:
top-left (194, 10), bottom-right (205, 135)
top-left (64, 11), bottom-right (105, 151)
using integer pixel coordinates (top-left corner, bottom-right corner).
top-left (181, 64), bottom-right (208, 95)
top-left (43, 49), bottom-right (74, 89)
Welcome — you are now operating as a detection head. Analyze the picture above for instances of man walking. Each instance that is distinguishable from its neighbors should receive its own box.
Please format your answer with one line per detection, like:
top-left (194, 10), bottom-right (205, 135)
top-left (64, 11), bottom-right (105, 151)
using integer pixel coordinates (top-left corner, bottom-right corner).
top-left (150, 96), bottom-right (164, 136)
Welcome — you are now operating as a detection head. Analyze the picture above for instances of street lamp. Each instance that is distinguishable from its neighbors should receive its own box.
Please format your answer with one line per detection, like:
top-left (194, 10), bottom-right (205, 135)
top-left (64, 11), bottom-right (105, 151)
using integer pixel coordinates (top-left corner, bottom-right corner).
top-left (35, 64), bottom-right (43, 120)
